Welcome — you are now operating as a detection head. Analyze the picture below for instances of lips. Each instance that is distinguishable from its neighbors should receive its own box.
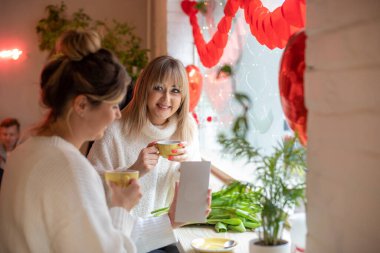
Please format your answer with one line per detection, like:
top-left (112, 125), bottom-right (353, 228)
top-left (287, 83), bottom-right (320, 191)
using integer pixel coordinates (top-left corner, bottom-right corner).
top-left (157, 103), bottom-right (171, 109)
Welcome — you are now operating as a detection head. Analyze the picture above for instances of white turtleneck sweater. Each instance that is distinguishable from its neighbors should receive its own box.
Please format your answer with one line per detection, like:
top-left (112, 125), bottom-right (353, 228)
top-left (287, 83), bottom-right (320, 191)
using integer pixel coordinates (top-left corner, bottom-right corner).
top-left (0, 136), bottom-right (176, 253)
top-left (88, 115), bottom-right (201, 218)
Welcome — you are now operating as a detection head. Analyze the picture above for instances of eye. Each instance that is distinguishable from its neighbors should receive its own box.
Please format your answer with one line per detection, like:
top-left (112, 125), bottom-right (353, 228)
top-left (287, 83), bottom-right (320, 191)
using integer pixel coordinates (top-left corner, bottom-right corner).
top-left (153, 85), bottom-right (164, 92)
top-left (171, 87), bottom-right (181, 94)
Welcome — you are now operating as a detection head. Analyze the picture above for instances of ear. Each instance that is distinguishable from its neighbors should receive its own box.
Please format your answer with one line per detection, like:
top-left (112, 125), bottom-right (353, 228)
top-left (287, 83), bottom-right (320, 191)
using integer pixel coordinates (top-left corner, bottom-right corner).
top-left (72, 95), bottom-right (89, 118)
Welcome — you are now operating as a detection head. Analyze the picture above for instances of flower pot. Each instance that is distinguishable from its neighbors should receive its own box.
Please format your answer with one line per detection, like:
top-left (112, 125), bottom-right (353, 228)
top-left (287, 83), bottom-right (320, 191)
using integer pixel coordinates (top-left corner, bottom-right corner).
top-left (289, 213), bottom-right (306, 252)
top-left (249, 239), bottom-right (291, 253)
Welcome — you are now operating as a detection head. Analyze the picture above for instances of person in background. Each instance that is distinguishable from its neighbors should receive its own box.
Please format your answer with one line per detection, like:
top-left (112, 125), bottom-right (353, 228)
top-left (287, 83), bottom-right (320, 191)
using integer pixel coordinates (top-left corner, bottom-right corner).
top-left (0, 30), bottom-right (196, 253)
top-left (0, 117), bottom-right (21, 186)
top-left (0, 118), bottom-right (21, 161)
top-left (88, 55), bottom-right (202, 253)
top-left (0, 118), bottom-right (20, 152)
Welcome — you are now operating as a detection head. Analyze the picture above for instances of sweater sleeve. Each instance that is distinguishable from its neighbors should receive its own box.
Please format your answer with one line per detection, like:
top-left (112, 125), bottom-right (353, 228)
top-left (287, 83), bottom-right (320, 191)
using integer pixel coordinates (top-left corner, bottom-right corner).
top-left (130, 214), bottom-right (177, 253)
top-left (52, 207), bottom-right (136, 253)
top-left (110, 207), bottom-right (136, 236)
top-left (44, 148), bottom-right (137, 253)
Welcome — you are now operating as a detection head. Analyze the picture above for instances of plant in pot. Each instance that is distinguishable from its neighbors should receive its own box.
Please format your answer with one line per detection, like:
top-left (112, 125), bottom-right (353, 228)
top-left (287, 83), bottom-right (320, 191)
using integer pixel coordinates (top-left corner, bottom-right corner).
top-left (35, 2), bottom-right (149, 81)
top-left (218, 92), bottom-right (307, 253)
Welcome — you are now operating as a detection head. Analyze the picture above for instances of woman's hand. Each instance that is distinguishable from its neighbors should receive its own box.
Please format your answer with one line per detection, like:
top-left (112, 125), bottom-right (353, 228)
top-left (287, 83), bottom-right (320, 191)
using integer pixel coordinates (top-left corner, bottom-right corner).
top-left (168, 182), bottom-right (212, 228)
top-left (108, 179), bottom-right (142, 211)
top-left (130, 142), bottom-right (159, 177)
top-left (168, 142), bottom-right (188, 162)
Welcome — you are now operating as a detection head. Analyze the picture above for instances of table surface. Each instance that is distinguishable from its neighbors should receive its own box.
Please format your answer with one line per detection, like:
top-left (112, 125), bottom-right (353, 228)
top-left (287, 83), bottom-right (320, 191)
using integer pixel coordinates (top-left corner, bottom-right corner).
top-left (174, 225), bottom-right (258, 253)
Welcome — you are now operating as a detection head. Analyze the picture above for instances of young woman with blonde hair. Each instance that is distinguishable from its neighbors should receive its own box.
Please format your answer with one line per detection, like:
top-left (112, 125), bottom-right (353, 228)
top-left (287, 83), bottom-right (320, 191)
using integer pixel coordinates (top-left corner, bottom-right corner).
top-left (88, 56), bottom-right (201, 219)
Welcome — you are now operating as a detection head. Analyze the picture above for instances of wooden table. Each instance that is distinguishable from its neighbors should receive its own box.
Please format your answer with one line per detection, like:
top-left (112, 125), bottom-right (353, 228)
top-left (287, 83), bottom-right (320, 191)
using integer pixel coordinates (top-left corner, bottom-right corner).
top-left (174, 225), bottom-right (258, 253)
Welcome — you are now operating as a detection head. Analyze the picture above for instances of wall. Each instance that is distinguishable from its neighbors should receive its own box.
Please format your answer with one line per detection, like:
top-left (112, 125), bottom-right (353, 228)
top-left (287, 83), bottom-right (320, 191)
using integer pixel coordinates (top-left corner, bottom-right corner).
top-left (0, 0), bottom-right (148, 131)
top-left (306, 0), bottom-right (380, 252)
top-left (148, 0), bottom-right (167, 58)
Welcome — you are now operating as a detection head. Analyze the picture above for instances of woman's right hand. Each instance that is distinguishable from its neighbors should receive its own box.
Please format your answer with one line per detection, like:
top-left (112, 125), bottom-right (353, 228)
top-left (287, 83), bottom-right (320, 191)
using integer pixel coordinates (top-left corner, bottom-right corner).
top-left (109, 179), bottom-right (142, 211)
top-left (129, 142), bottom-right (159, 177)
top-left (168, 182), bottom-right (212, 229)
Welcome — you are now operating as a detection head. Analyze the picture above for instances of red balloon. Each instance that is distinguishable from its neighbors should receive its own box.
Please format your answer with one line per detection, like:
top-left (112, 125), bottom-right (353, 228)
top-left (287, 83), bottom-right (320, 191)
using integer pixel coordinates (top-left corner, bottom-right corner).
top-left (186, 65), bottom-right (203, 112)
top-left (279, 30), bottom-right (307, 146)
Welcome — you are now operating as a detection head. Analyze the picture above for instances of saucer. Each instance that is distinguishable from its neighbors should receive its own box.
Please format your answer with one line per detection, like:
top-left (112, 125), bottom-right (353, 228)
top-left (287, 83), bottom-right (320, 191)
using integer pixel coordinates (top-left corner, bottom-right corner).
top-left (191, 237), bottom-right (238, 252)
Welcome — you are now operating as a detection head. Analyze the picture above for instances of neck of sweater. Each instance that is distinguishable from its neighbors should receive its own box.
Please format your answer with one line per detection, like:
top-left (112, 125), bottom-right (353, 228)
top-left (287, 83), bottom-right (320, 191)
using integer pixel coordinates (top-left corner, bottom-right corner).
top-left (142, 116), bottom-right (178, 140)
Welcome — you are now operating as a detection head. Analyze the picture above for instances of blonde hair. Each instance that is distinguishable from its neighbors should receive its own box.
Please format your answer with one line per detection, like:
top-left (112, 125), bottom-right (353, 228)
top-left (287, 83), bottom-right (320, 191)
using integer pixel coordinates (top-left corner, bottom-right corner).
top-left (122, 55), bottom-right (194, 141)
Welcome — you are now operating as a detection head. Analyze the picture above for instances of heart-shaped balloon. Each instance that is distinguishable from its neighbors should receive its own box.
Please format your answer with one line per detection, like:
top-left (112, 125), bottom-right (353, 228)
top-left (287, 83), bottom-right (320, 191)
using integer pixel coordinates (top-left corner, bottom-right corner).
top-left (279, 30), bottom-right (307, 146)
top-left (186, 65), bottom-right (203, 112)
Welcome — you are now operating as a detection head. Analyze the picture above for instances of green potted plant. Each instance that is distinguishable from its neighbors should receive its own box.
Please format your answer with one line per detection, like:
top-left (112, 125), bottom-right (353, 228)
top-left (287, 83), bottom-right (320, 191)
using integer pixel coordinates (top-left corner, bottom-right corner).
top-left (218, 92), bottom-right (307, 253)
top-left (35, 2), bottom-right (149, 80)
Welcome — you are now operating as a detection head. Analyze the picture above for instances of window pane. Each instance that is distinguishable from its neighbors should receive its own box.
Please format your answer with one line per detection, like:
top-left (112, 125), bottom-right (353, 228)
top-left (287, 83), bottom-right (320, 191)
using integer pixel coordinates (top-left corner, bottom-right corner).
top-left (194, 7), bottom-right (291, 181)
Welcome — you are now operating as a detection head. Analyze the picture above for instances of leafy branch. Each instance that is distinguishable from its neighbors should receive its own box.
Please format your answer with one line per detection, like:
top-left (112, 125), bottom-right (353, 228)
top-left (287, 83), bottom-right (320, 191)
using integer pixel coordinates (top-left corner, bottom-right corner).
top-left (218, 92), bottom-right (260, 162)
top-left (35, 2), bottom-right (148, 80)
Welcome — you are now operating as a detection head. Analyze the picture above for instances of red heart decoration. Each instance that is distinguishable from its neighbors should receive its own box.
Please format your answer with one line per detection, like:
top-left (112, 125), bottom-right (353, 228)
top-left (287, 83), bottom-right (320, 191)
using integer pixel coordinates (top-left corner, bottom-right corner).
top-left (181, 0), bottom-right (198, 16)
top-left (186, 65), bottom-right (203, 112)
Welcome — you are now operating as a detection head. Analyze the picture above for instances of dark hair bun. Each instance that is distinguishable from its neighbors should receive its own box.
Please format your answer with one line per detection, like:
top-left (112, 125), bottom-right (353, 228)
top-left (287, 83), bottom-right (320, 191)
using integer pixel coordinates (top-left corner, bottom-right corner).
top-left (39, 29), bottom-right (128, 121)
top-left (56, 30), bottom-right (101, 61)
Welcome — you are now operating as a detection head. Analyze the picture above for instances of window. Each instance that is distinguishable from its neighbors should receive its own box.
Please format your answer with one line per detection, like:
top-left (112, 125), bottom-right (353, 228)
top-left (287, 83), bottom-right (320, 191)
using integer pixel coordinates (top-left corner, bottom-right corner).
top-left (168, 1), bottom-right (291, 182)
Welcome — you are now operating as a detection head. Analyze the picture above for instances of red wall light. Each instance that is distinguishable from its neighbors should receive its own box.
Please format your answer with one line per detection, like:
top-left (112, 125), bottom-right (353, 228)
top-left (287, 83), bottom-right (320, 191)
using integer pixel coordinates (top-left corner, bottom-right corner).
top-left (0, 48), bottom-right (23, 60)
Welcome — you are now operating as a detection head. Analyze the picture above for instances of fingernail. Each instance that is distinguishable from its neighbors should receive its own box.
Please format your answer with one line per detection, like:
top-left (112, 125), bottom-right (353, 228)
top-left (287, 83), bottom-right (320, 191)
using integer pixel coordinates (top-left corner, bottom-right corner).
top-left (171, 149), bottom-right (177, 153)
top-left (168, 156), bottom-right (173, 160)
top-left (178, 143), bottom-right (184, 147)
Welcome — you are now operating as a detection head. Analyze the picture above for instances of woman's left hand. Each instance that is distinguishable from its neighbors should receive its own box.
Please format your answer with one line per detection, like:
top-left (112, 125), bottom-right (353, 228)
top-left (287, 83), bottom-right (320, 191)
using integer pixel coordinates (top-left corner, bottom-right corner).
top-left (168, 141), bottom-right (188, 162)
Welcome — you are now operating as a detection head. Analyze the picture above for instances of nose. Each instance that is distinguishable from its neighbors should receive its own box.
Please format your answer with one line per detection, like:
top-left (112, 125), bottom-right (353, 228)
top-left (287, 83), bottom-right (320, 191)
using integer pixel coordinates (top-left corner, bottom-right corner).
top-left (161, 90), bottom-right (171, 102)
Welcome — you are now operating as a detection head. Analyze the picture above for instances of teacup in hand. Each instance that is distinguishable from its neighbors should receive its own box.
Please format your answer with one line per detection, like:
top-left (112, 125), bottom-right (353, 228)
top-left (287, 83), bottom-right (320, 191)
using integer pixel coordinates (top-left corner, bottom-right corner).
top-left (156, 140), bottom-right (182, 158)
top-left (104, 170), bottom-right (139, 187)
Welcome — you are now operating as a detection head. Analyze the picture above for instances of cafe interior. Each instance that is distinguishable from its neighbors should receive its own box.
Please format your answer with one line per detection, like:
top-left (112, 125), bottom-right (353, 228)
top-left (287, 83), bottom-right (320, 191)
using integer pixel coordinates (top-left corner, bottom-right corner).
top-left (0, 0), bottom-right (379, 252)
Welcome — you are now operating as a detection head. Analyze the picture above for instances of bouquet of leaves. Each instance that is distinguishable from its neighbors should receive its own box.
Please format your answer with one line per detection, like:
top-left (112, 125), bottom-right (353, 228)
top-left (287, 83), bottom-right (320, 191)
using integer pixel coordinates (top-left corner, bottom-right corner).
top-left (152, 181), bottom-right (262, 233)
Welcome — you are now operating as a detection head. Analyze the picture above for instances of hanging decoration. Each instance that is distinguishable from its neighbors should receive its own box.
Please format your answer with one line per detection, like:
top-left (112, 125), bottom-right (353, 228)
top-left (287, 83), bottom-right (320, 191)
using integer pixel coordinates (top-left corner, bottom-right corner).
top-left (203, 11), bottom-right (246, 126)
top-left (181, 0), bottom-right (306, 68)
top-left (279, 30), bottom-right (307, 146)
top-left (186, 64), bottom-right (203, 112)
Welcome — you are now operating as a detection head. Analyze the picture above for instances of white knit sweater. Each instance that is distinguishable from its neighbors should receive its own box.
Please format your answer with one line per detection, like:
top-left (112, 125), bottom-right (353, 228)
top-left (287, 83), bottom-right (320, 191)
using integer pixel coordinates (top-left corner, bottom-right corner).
top-left (88, 115), bottom-right (201, 218)
top-left (0, 136), bottom-right (176, 253)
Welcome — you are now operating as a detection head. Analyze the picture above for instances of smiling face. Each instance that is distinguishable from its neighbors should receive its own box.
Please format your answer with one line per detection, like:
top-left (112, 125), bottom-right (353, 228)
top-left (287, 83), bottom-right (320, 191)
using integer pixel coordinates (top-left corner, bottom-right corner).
top-left (147, 81), bottom-right (182, 126)
top-left (124, 56), bottom-right (190, 136)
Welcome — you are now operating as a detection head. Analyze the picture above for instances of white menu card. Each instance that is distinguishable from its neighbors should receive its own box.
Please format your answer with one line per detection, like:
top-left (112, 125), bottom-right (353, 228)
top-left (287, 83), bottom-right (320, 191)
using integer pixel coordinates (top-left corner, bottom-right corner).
top-left (174, 161), bottom-right (211, 223)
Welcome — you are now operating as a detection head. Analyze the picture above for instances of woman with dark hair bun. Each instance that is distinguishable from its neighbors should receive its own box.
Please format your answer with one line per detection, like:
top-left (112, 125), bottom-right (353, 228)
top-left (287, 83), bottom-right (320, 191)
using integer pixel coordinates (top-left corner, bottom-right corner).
top-left (0, 30), bottom-right (184, 253)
